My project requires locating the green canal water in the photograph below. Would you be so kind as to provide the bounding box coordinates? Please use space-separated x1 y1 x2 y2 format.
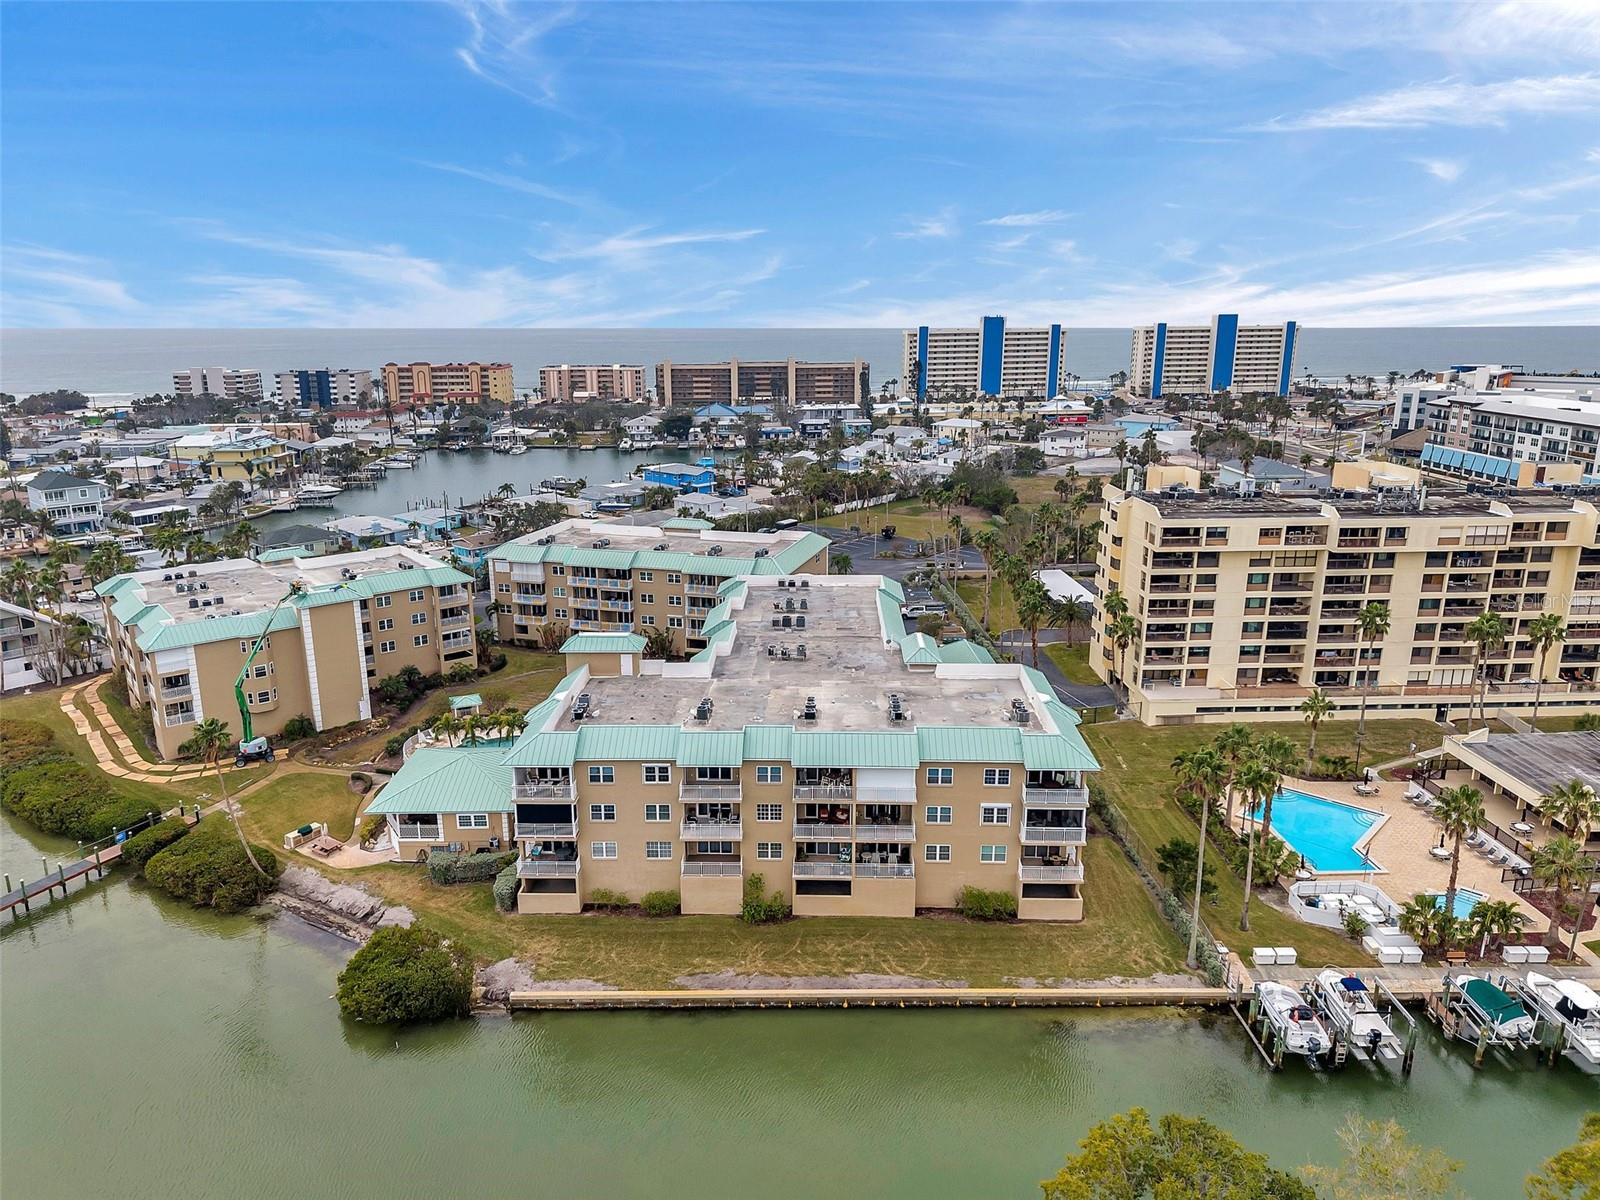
1 811 1592 1199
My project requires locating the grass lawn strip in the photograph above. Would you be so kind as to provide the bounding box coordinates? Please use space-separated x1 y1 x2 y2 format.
237 771 368 845
1043 643 1100 686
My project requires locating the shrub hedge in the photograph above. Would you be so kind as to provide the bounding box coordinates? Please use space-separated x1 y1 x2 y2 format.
955 886 1018 920
426 848 516 886
492 862 519 912
641 889 680 917
143 821 281 912
587 888 630 911
121 817 192 874
336 925 472 1024
1 758 160 841
281 715 317 740
739 873 790 924
0 718 57 769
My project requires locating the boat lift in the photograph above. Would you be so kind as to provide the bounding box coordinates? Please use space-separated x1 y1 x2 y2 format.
1495 973 1597 1071
1425 974 1542 1068
1300 971 1419 1075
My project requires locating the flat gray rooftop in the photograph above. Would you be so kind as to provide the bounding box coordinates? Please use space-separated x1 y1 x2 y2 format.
1466 731 1600 797
1140 488 1583 520
558 580 1033 732
131 547 443 616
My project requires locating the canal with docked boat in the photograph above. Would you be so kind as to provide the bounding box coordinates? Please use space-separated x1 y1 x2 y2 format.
1 810 1592 1199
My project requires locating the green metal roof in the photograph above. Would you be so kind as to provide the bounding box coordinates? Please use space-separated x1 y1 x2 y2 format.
449 693 483 711
917 726 1024 763
661 517 714 530
877 588 906 640
741 724 793 761
574 724 683 763
789 732 921 769
255 546 310 563
364 746 514 815
1021 725 1099 772
507 730 580 768
898 633 942 666
934 639 994 665
560 632 647 654
137 606 302 652
676 730 745 767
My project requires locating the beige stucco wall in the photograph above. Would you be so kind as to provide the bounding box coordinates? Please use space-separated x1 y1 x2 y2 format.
793 876 915 918
913 762 1025 909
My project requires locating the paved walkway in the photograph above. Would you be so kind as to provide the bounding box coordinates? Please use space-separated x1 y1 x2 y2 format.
57 678 256 784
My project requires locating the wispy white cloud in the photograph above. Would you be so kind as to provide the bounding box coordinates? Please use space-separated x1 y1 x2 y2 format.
451 0 580 107
895 210 957 239
1253 72 1600 131
416 160 588 208
1414 157 1463 182
541 226 765 263
980 209 1072 228
0 245 141 324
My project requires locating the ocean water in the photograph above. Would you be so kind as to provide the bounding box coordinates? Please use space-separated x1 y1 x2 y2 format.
1 326 1595 397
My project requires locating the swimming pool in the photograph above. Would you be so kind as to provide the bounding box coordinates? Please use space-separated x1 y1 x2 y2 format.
1247 788 1383 873
1426 888 1486 920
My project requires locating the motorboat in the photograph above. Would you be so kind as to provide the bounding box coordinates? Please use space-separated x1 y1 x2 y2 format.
1520 973 1600 1069
1449 974 1537 1045
507 444 529 455
376 455 414 469
1311 970 1401 1061
1257 982 1333 1058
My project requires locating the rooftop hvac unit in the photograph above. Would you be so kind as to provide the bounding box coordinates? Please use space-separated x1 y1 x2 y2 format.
205 613 216 620
570 692 592 721
799 579 809 588
795 644 807 659
694 698 714 722
654 543 669 551
785 598 795 611
772 617 782 628
795 615 806 629
767 645 778 657
188 598 199 609
162 573 173 582
801 696 818 722
340 567 354 579
198 581 209 590
707 546 723 557
754 548 768 558
598 538 611 548
799 598 807 611
188 570 197 578
397 561 413 569
214 595 224 604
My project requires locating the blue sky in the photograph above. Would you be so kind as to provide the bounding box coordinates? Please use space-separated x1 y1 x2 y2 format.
2 1 1598 328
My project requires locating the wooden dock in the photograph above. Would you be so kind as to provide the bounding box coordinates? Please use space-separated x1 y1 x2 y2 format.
506 984 1234 1011
2 811 195 920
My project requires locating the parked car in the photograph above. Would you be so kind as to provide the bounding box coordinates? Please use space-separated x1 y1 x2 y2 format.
901 591 948 619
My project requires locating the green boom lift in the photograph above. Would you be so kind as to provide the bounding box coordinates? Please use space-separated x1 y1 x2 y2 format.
232 582 304 766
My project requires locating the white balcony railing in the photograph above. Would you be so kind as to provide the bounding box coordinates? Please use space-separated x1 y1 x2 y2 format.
515 822 576 839
681 861 743 877
439 613 473 630
514 781 573 800
680 783 742 801
793 822 853 840
1021 825 1088 845
794 784 854 801
1019 863 1084 883
517 859 579 878
679 820 743 839
793 861 852 878
854 823 915 842
852 785 919 803
395 823 442 840
854 862 913 878
1023 786 1089 807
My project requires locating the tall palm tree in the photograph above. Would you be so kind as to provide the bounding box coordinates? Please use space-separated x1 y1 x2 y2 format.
1465 610 1508 728
1235 757 1279 932
1540 780 1597 842
973 528 1000 630
1214 724 1254 825
180 717 269 878
1173 746 1226 969
151 522 187 566
1467 898 1527 960
1108 613 1138 712
1531 836 1591 959
1435 784 1486 920
1352 601 1391 773
1526 612 1566 731
1299 688 1333 773
431 713 463 747
1015 578 1054 668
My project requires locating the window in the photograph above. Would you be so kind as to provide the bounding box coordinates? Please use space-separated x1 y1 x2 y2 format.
379 640 396 653
668 616 684 628
590 841 618 859
238 637 270 654
550 564 564 575
645 841 672 860
924 844 952 863
375 595 392 608
638 570 653 582
755 803 782 822
250 689 274 705
667 595 683 606
756 765 783 784
643 763 672 784
640 614 656 625
410 611 428 625
926 767 953 786
588 765 615 784
924 805 952 824
757 842 783 860
457 813 488 829
982 768 1011 787
496 582 511 594
638 592 655 604
412 634 429 647
980 844 1007 863
694 840 733 855
408 589 424 602
644 803 671 822
251 663 270 679
667 573 681 584
553 586 567 598
980 804 1010 825
377 618 394 631
589 803 616 821
554 608 567 619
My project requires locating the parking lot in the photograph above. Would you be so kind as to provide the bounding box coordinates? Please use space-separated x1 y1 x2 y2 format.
811 525 985 582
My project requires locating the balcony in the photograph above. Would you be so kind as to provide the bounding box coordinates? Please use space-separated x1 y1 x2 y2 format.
395 823 442 840
680 782 742 802
1020 863 1084 883
515 821 576 838
160 683 193 700
854 823 915 842
855 863 914 878
686 582 723 597
681 861 742 877
516 859 579 878
793 822 853 840
680 819 743 839
514 781 573 800
1023 786 1089 807
794 783 854 801
440 612 473 630
1021 824 1087 845
793 861 852 878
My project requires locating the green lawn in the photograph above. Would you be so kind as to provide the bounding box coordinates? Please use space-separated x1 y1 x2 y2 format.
237 771 367 844
337 837 1185 988
956 575 1019 634
1081 719 1447 963
1044 643 1100 686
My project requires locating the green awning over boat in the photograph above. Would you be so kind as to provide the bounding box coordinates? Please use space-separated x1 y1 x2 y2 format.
1461 977 1526 1026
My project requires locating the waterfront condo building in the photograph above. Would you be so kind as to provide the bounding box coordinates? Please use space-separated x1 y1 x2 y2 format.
1128 316 1296 398
1412 390 1600 485
903 316 1067 400
653 359 867 406
274 368 374 408
98 547 478 760
172 367 265 403
489 518 831 655
1093 472 1600 726
366 574 1099 920
381 362 514 406
539 364 647 404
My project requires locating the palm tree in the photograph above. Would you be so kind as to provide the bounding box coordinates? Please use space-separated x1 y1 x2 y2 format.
1057 597 1091 648
1465 610 1508 728
1214 723 1254 825
1173 746 1226 969
1467 898 1527 960
1531 836 1591 959
1526 612 1566 731
179 717 269 878
1397 894 1445 951
973 529 1000 631
151 522 187 566
460 715 483 746
1108 613 1138 712
1352 602 1391 773
431 713 463 747
1540 780 1598 843
1015 578 1054 669
1435 784 1486 920
1235 757 1278 931
945 514 964 582
1299 688 1333 773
